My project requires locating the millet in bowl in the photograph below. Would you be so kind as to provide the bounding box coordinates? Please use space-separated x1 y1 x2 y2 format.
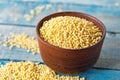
36 12 106 74
40 16 102 49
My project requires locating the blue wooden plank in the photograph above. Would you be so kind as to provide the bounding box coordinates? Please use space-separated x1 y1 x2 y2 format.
2 0 120 7
81 69 120 80
0 25 120 70
0 25 42 62
95 38 120 69
0 60 120 80
48 0 120 7
0 1 120 32
0 1 119 79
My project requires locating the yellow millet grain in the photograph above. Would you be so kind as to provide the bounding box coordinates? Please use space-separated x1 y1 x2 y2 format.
4 33 39 54
0 61 85 80
40 16 102 49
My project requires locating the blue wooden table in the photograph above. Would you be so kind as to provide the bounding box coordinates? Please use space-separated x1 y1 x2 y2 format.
0 0 120 80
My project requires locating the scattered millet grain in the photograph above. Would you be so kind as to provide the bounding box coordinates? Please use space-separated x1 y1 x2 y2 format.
46 4 52 10
24 4 52 21
40 16 102 49
3 33 39 54
0 61 85 80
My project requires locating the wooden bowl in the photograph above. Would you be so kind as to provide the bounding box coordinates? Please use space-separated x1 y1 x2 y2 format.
36 12 106 74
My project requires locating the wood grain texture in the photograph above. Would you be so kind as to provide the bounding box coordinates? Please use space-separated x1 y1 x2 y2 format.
0 25 42 62
0 0 120 79
95 38 120 69
0 1 120 32
0 60 120 80
0 25 120 70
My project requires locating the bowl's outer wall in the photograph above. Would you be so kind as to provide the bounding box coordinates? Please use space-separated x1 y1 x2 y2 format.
36 12 106 74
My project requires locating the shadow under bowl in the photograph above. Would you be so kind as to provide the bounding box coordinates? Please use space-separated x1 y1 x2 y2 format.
36 12 106 74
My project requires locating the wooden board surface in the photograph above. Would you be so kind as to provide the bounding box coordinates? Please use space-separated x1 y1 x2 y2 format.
0 0 120 80
0 24 120 70
1 60 120 80
0 1 120 32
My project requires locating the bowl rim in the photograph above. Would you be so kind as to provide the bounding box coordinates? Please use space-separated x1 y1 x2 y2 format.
36 11 106 51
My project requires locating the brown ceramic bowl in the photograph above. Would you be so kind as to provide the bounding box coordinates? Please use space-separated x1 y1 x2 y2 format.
36 12 106 74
